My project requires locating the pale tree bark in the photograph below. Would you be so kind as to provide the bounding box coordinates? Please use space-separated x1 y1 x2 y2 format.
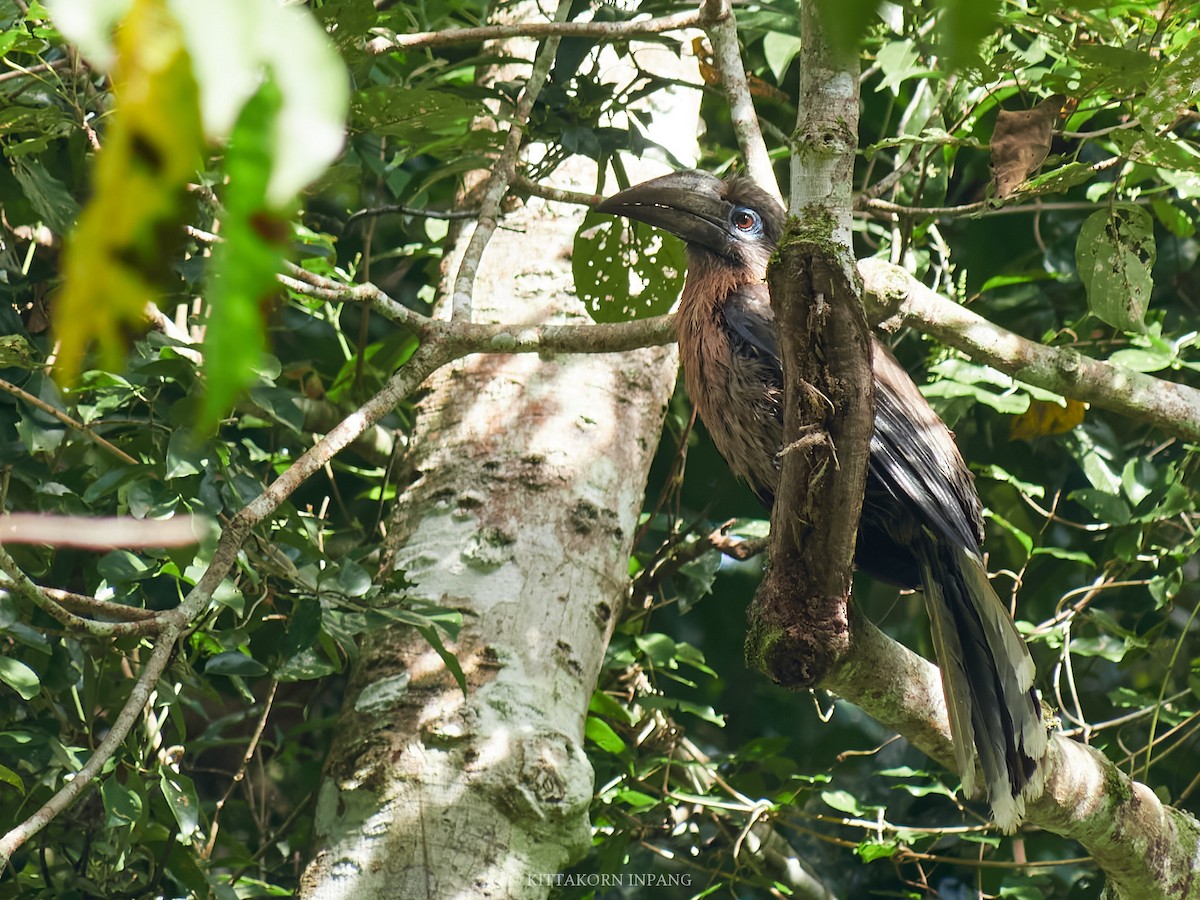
298 16 700 900
298 214 675 897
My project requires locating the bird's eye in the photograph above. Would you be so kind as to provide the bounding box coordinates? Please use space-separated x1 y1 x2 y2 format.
732 208 760 232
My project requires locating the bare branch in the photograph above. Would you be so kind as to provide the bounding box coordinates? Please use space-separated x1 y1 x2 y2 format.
513 174 601 207
825 618 1200 900
278 263 676 353
42 588 161 622
859 258 1200 442
0 513 203 549
0 57 71 85
701 0 780 201
449 0 571 320
366 9 703 54
0 544 166 637
0 378 139 465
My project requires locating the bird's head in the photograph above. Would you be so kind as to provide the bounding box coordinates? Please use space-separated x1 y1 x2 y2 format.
595 169 784 278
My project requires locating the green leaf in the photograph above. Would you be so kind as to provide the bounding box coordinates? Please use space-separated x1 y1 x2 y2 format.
1069 487 1131 525
762 30 804 83
856 838 900 862
275 647 339 682
279 598 322 660
986 509 1032 556
159 768 201 842
0 335 41 370
1015 160 1095 197
1139 32 1200 132
1151 199 1197 238
10 157 80 234
333 559 373 598
641 695 725 726
937 0 1000 69
97 550 154 583
1075 204 1156 332
588 689 636 727
676 550 720 613
415 624 467 695
165 429 204 478
0 763 25 795
573 212 685 323
634 632 677 667
1031 546 1095 566
201 79 284 424
585 716 628 755
1070 633 1137 663
205 651 269 677
974 463 1045 499
102 776 143 826
615 788 657 809
820 789 874 816
876 40 924 94
351 85 483 143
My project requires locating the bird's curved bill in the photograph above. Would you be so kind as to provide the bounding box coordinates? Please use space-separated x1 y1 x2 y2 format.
594 171 729 253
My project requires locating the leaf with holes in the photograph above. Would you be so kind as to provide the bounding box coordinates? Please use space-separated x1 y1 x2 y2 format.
1075 204 1155 332
573 211 685 324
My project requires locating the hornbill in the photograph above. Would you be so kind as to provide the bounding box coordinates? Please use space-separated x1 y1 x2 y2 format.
596 170 1048 830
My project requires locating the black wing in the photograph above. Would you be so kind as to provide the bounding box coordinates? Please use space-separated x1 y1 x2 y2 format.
720 285 985 587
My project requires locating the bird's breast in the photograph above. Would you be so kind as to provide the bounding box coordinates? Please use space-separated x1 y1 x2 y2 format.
677 291 783 503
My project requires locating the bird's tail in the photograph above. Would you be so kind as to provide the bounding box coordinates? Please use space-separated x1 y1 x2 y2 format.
918 538 1048 832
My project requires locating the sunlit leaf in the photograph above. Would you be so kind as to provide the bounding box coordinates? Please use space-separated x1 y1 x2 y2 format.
573 212 685 323
201 78 287 423
0 657 40 699
0 763 25 795
52 0 203 384
585 716 627 755
159 768 201 842
1075 204 1156 332
821 789 875 816
1009 397 1086 440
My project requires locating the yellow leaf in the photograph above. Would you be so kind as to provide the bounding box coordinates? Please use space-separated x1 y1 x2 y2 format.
54 0 203 384
1010 397 1086 440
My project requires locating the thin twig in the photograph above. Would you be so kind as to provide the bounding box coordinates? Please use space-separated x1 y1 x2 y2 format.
0 544 166 637
367 8 702 53
0 377 139 465
702 0 779 202
203 680 280 860
344 203 480 228
449 0 572 320
0 58 70 86
513 174 601 207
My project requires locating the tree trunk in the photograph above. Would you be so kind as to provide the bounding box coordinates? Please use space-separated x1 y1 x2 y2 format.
299 14 702 893
299 179 676 900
